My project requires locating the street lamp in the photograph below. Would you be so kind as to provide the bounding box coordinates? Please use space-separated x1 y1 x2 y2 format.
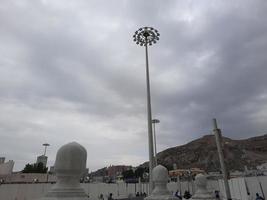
43 143 50 156
133 27 160 193
152 119 160 166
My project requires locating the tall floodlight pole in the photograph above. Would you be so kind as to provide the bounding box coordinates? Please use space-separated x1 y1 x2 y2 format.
212 119 232 200
152 119 160 166
133 27 160 193
43 143 50 156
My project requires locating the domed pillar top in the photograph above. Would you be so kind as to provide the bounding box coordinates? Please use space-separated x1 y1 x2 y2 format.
145 165 179 200
191 174 216 200
39 142 88 200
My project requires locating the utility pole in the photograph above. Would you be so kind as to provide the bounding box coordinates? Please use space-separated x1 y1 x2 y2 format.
212 118 232 200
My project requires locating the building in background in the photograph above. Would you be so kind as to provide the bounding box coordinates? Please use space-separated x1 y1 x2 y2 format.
107 165 131 178
36 155 48 167
0 157 14 175
0 157 5 164
169 168 205 181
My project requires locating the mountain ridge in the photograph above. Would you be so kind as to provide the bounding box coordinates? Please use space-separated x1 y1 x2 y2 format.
91 134 267 175
150 133 267 171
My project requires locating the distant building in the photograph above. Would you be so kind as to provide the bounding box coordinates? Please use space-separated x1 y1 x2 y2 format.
0 157 5 164
107 165 131 178
256 163 267 176
169 168 205 178
257 162 267 170
36 155 48 167
0 157 14 175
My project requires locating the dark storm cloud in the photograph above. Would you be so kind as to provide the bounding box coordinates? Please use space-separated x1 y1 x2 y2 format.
0 0 267 170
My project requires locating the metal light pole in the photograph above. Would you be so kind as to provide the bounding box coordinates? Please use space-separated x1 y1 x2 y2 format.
212 119 232 200
133 27 160 193
152 119 160 166
43 143 50 156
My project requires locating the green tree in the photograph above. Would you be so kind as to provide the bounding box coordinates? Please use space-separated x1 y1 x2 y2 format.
22 164 33 173
22 162 48 173
134 167 145 178
122 169 135 180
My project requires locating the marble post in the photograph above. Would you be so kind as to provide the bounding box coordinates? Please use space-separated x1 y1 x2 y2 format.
38 142 88 200
145 165 178 200
191 174 215 200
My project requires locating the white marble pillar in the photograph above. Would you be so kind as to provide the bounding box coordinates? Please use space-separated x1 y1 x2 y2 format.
38 142 88 200
191 174 215 200
145 165 179 200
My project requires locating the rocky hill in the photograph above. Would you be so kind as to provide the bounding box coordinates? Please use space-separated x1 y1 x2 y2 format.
91 134 267 175
152 134 267 172
90 167 107 177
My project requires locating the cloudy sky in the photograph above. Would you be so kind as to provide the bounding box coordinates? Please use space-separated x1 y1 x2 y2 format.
0 0 267 171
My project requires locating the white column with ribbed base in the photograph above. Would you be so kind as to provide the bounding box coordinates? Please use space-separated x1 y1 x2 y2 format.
38 142 88 200
145 165 179 200
191 174 215 200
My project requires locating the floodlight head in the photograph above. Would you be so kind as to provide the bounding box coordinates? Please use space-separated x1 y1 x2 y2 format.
133 27 160 46
152 119 160 124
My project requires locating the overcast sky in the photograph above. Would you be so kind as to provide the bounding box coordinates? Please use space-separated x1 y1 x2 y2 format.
1 0 267 171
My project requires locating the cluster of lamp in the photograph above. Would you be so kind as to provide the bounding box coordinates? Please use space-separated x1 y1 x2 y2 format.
133 27 160 46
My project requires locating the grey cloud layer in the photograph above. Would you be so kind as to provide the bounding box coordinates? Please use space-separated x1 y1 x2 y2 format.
0 0 267 170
